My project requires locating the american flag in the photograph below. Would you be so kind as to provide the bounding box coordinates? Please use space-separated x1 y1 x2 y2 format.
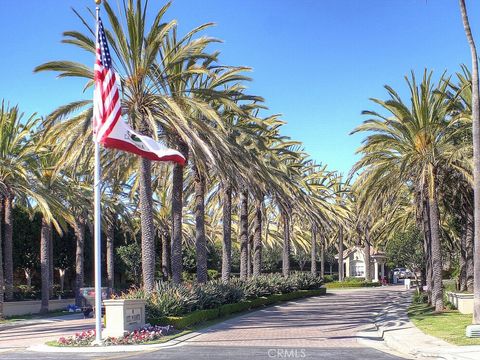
93 17 121 143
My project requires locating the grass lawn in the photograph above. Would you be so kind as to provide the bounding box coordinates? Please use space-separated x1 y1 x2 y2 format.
408 302 480 346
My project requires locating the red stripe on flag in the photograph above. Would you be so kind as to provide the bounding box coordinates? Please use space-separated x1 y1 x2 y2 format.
102 137 186 165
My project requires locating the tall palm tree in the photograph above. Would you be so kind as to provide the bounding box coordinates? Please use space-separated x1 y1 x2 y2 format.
459 0 480 325
0 103 42 300
35 0 213 290
26 148 71 313
352 71 458 311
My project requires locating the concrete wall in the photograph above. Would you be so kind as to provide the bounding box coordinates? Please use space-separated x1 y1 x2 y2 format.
3 298 75 317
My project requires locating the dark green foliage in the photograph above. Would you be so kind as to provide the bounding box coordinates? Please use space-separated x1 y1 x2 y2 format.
323 274 338 283
262 247 281 273
325 280 381 288
116 242 142 283
385 228 424 272
413 291 429 304
207 269 219 280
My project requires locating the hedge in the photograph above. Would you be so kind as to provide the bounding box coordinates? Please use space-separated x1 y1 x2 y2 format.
150 288 327 329
324 281 381 289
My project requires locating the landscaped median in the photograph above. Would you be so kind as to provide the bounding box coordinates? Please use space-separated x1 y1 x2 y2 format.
49 272 326 347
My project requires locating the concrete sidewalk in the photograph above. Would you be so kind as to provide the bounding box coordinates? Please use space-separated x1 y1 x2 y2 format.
0 313 93 352
374 289 480 360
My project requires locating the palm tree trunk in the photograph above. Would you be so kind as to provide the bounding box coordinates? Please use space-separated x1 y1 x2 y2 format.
74 217 85 307
40 217 51 313
282 210 291 277
338 227 344 281
221 183 232 282
365 226 371 282
0 196 4 319
252 197 263 277
428 185 444 311
139 156 156 292
320 233 325 278
422 196 433 303
161 232 171 280
194 166 207 283
247 237 252 278
3 194 13 301
466 210 475 292
106 217 114 291
49 230 53 298
311 225 317 275
171 143 188 284
239 187 248 280
460 0 480 324
459 217 468 291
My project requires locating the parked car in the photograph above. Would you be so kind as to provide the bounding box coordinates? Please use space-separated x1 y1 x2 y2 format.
393 267 414 279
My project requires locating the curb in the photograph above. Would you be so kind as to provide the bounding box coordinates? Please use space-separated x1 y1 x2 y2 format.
27 331 201 353
372 290 480 360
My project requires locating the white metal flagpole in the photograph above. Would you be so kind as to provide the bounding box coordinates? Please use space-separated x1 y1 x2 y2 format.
94 0 103 345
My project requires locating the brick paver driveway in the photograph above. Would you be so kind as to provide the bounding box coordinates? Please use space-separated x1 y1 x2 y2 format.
1 286 409 359
184 285 404 348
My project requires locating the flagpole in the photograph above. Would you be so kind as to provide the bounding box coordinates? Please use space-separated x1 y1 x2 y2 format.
94 0 103 345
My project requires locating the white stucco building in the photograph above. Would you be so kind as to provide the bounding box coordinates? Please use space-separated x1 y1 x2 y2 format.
335 246 387 282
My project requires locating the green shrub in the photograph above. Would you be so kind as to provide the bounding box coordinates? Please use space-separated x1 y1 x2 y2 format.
343 277 365 283
413 291 429 304
207 269 220 280
13 285 40 301
325 280 381 288
323 274 339 283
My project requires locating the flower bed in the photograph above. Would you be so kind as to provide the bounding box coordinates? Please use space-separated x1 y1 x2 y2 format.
56 325 174 347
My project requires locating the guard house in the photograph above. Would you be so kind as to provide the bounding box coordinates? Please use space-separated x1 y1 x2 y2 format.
335 246 387 282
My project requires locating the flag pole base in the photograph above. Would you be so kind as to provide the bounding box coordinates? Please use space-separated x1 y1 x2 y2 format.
91 339 104 346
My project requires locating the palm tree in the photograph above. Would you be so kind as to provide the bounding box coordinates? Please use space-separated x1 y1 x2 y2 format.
459 0 480 325
35 0 209 290
26 148 71 313
351 71 459 311
0 103 42 300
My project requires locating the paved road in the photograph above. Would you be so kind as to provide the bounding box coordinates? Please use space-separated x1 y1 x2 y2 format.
0 286 409 360
0 313 93 351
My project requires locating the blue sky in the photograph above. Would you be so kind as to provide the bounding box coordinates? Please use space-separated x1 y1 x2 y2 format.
0 0 479 175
